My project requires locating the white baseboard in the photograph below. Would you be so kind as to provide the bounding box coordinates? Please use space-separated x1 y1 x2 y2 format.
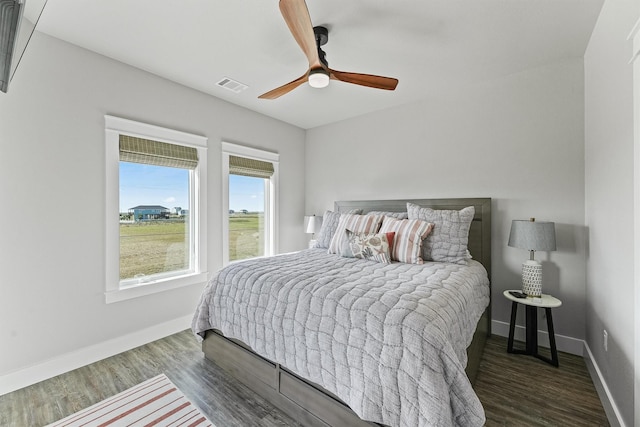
0 314 192 396
491 319 584 355
583 342 626 427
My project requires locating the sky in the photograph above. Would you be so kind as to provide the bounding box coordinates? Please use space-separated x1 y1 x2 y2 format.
228 174 265 212
119 162 265 213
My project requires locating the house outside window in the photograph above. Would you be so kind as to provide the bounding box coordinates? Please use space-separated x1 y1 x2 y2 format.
221 142 279 265
129 205 171 221
105 116 208 303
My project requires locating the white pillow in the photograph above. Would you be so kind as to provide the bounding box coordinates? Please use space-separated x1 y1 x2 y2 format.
406 203 475 264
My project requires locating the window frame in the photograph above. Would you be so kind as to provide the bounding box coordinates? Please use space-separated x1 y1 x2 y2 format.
105 115 208 303
222 142 279 265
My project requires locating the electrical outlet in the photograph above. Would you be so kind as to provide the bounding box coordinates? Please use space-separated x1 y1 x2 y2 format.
603 329 608 352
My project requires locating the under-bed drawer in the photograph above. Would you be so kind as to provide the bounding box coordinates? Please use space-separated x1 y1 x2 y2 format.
203 331 278 389
279 368 375 427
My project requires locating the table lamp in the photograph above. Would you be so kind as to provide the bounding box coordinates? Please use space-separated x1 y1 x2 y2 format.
304 215 319 237
508 218 556 297
304 215 322 248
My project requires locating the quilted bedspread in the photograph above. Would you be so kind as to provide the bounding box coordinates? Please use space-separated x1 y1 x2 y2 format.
192 248 490 427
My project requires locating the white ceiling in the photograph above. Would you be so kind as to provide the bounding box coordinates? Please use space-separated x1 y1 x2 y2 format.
36 0 603 129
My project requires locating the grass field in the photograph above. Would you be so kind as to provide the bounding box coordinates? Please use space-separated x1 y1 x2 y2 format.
228 214 264 261
119 214 263 280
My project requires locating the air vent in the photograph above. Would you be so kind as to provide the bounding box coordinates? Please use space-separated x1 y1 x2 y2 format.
216 77 248 93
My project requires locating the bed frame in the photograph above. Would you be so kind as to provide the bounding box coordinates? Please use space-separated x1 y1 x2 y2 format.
202 198 491 427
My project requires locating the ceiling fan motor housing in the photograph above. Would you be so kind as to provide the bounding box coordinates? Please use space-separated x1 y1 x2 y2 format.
314 26 328 46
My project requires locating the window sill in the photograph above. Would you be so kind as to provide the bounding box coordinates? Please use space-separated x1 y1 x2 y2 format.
105 272 208 304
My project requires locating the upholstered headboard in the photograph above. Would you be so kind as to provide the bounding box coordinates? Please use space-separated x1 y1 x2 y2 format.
334 198 492 279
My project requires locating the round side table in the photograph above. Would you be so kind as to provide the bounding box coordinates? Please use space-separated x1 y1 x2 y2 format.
503 290 562 367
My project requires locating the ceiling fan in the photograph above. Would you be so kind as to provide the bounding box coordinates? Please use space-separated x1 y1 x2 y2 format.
258 0 399 99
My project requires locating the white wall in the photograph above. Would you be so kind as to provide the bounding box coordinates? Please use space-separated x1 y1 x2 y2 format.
585 1 638 425
0 32 305 391
306 59 587 349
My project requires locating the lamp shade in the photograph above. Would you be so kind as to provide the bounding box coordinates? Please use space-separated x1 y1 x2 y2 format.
304 215 320 234
508 219 556 252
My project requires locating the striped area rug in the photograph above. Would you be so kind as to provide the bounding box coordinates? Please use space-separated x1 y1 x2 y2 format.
46 374 214 427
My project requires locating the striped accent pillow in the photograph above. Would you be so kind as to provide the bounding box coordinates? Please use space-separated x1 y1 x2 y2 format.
367 211 409 220
327 214 384 255
314 209 363 249
379 217 434 264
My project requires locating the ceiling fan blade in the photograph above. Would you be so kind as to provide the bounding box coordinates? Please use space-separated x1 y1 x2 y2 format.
279 0 321 68
259 72 309 99
330 69 399 91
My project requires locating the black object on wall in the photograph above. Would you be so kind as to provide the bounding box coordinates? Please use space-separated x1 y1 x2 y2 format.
0 0 23 93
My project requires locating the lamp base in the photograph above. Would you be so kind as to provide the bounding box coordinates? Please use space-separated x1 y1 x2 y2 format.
521 260 542 297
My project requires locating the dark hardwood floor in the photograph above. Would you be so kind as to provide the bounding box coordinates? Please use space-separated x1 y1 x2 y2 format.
0 331 609 427
475 336 609 426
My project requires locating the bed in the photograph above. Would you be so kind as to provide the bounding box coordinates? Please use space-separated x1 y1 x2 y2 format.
192 198 491 427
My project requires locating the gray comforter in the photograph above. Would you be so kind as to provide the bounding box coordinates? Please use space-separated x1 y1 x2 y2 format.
192 248 490 427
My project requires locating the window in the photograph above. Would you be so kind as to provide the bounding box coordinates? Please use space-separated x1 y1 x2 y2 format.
105 116 208 303
222 142 279 265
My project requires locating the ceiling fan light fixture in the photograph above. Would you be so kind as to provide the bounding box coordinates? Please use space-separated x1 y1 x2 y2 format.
308 69 329 88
